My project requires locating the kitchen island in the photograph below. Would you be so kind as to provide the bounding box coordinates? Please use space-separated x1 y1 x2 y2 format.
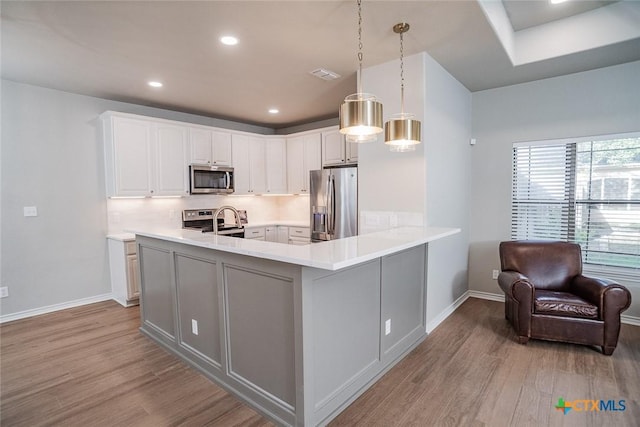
133 226 459 426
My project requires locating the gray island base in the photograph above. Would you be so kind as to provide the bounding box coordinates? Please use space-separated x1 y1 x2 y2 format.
135 228 456 426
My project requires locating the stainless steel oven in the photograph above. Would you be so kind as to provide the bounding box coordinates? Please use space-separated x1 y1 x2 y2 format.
182 208 245 238
189 164 234 194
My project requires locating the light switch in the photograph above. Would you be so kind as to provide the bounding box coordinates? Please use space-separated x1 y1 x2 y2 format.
23 206 38 217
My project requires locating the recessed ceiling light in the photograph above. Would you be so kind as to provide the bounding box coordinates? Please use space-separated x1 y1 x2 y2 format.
220 36 239 46
148 81 163 88
268 108 279 114
549 0 569 4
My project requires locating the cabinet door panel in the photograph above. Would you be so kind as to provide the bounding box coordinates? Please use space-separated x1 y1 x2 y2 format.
231 134 251 194
249 136 267 194
322 130 345 166
113 118 152 196
346 139 358 164
286 136 304 193
212 131 232 165
155 125 188 195
266 138 287 194
304 134 322 190
190 128 213 164
126 254 140 299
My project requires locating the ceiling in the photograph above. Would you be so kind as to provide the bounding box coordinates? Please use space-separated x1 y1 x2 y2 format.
2 1 639 129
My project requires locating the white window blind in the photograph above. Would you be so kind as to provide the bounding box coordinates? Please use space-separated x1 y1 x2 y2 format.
512 134 640 271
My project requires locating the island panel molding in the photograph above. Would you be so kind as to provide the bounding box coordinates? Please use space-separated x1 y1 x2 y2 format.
174 253 222 369
134 227 457 426
224 264 296 409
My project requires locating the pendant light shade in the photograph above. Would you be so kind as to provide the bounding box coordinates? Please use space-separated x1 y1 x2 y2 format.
339 0 384 143
385 113 421 151
384 23 422 152
340 93 383 143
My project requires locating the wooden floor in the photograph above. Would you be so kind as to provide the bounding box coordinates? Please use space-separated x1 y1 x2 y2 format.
1 298 638 426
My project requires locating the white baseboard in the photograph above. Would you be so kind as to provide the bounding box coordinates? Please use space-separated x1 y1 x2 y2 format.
0 293 114 324
467 290 640 327
621 314 640 326
467 290 505 302
426 292 470 334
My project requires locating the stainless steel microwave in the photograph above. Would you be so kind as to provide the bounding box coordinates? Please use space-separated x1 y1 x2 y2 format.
189 164 234 194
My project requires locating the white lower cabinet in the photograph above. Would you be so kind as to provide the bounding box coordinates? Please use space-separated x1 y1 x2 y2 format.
108 237 140 307
265 226 278 242
244 226 266 241
277 226 289 244
288 227 311 245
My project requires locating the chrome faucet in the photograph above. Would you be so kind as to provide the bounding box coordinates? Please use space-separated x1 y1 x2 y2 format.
213 206 243 234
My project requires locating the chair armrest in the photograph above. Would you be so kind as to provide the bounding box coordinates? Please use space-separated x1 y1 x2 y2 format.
571 275 632 317
498 271 534 303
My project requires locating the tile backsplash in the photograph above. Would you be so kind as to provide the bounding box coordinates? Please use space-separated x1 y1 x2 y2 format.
107 194 310 234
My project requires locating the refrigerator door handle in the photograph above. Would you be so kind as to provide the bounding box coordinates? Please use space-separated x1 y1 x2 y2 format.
326 174 333 235
330 175 336 234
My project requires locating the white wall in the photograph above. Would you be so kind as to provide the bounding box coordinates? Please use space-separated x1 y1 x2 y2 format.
0 80 279 317
469 60 640 317
422 54 472 332
359 53 426 233
361 52 472 331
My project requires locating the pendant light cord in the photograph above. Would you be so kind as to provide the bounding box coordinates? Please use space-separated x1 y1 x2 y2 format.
357 0 363 95
400 29 405 114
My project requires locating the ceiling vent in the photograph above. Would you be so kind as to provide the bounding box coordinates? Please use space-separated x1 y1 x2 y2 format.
309 68 341 81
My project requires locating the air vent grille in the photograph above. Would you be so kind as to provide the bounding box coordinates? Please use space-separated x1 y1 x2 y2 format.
309 68 341 81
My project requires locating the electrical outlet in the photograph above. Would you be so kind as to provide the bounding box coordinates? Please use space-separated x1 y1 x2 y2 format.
492 270 500 280
191 319 199 335
23 206 38 217
0 287 8 298
385 319 391 336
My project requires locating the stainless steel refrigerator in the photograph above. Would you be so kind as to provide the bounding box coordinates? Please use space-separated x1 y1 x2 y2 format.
310 167 357 242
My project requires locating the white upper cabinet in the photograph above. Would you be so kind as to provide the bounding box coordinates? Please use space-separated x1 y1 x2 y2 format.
102 112 188 197
232 134 267 194
265 137 287 194
287 132 321 194
155 123 189 196
105 115 152 197
233 135 286 195
102 111 342 198
189 127 232 166
322 128 357 166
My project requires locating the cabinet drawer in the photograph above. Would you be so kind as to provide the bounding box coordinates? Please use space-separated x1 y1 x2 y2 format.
289 227 310 238
245 227 266 239
125 240 137 255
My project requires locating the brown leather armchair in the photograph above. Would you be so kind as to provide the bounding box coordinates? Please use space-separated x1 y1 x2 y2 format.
498 241 631 355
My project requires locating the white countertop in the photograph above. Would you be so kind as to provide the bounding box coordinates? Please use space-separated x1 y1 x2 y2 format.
107 233 135 241
244 221 310 228
128 226 460 271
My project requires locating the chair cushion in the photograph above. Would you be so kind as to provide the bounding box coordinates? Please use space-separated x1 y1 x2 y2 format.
534 290 598 319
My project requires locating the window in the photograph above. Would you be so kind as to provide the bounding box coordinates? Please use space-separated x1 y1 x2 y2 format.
512 133 640 272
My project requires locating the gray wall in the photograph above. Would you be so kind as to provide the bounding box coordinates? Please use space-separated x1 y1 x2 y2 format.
423 54 472 331
0 80 272 317
469 60 640 317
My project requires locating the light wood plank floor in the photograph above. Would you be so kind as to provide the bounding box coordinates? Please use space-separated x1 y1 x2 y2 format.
1 298 638 426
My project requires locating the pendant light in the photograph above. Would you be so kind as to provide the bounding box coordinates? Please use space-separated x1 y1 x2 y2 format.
385 23 421 152
339 0 383 143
